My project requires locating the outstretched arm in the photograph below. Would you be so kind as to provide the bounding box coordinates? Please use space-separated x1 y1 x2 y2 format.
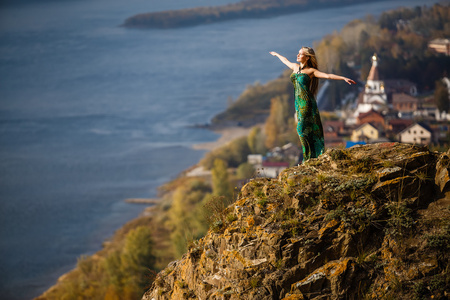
270 51 297 70
312 69 356 85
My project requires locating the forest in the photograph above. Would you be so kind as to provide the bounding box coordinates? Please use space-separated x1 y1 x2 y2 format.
36 3 449 300
122 0 384 29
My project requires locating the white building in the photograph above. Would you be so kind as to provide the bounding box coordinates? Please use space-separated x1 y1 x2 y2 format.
247 154 263 169
260 161 289 178
354 54 389 117
398 123 432 145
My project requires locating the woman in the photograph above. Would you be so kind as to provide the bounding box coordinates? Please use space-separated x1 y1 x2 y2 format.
270 47 355 162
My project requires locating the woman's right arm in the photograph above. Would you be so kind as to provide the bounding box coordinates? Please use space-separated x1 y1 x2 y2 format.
270 51 297 70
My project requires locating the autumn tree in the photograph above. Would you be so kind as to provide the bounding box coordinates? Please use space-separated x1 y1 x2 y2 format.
314 32 345 73
167 179 211 257
120 226 155 297
247 126 266 154
236 162 255 179
265 95 291 149
211 158 233 200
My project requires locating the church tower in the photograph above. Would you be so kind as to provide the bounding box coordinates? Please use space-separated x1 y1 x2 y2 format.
354 54 388 117
363 54 387 105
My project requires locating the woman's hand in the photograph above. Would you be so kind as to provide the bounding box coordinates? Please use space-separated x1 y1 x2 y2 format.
344 78 356 85
270 51 296 70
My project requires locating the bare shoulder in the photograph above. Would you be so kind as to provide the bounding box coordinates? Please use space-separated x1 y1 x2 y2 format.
292 63 301 72
301 67 316 77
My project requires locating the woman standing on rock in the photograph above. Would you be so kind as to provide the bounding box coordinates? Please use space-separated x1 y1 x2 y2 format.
270 47 355 162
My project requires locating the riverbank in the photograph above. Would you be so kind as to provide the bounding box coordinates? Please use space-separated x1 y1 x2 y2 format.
192 125 258 151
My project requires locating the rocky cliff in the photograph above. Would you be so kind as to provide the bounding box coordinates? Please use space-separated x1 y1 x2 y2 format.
143 143 449 300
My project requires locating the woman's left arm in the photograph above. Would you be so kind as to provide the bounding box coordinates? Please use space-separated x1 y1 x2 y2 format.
312 69 356 85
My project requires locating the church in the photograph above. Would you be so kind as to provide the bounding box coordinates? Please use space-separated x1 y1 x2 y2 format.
353 54 389 117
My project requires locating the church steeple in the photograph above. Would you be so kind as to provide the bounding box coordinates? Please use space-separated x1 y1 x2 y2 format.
354 53 388 117
367 54 380 81
365 53 384 94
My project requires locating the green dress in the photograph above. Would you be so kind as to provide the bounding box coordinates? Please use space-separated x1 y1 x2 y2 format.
290 71 324 162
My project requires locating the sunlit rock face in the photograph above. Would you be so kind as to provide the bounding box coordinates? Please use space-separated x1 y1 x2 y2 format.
143 143 450 300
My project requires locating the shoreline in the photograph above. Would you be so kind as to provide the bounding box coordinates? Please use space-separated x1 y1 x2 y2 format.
191 125 261 152
123 0 387 29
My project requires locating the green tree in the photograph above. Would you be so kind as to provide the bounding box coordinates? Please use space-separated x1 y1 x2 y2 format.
120 226 155 294
211 158 233 200
103 250 123 293
247 126 266 154
166 179 211 258
236 162 256 179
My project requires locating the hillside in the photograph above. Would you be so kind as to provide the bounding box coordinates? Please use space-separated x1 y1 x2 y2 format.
122 0 384 29
143 143 449 299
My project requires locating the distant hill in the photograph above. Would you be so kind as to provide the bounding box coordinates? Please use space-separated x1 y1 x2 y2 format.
0 0 73 7
122 0 385 29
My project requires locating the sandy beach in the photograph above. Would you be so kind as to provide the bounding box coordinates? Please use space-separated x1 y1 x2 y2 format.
192 125 262 152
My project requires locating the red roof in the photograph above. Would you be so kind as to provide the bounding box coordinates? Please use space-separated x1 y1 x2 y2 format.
392 93 418 104
358 109 384 120
262 162 289 167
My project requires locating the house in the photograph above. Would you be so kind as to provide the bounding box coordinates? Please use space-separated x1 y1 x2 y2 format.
246 143 300 178
248 154 263 169
350 123 381 142
398 123 433 145
356 109 385 128
260 161 289 178
384 79 418 97
392 93 419 113
323 120 345 137
414 103 440 121
266 143 301 163
428 38 450 56
387 119 413 134
280 143 301 162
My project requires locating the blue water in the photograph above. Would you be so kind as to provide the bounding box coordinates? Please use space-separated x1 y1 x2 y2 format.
0 0 438 299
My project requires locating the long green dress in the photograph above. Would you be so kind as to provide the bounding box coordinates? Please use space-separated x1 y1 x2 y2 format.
290 71 325 162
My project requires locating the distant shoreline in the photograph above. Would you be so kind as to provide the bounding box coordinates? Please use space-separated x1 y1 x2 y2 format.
191 125 259 152
122 0 386 29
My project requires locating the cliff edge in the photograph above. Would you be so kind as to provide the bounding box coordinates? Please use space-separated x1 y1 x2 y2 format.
143 143 449 300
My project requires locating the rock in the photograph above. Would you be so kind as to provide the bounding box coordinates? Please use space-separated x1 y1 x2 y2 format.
376 166 404 181
142 143 449 300
435 151 450 193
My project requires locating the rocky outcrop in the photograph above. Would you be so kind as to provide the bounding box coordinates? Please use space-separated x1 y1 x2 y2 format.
143 143 449 300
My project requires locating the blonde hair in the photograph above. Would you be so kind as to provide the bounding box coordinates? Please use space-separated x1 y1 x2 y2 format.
301 46 319 96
